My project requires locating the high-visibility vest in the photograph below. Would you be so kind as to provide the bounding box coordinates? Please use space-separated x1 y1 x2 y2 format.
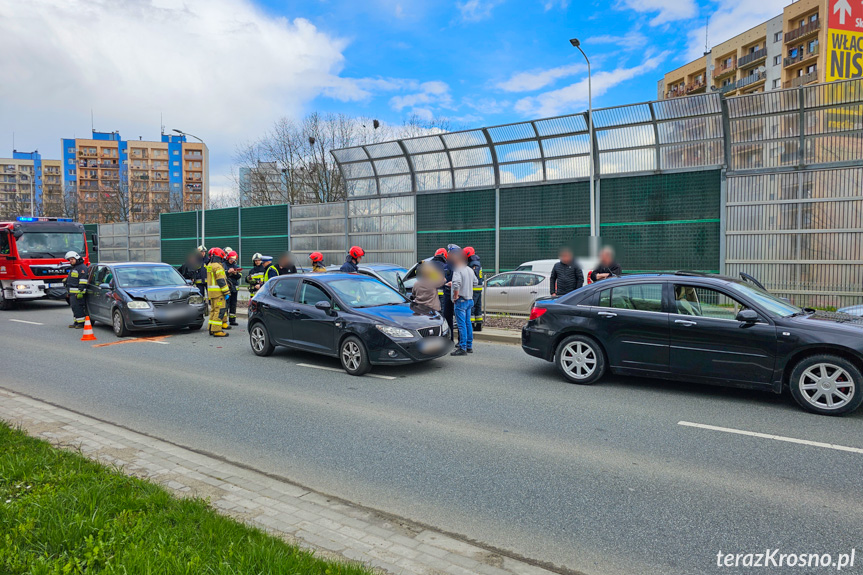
206 262 230 298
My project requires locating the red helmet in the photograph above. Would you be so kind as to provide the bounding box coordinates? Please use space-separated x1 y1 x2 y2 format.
463 247 475 258
349 246 365 259
227 251 238 260
208 247 226 260
434 248 448 259
309 251 324 263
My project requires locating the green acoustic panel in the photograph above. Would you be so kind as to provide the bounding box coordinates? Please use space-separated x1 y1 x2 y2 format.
242 205 289 237
241 237 290 265
500 227 591 271
161 239 198 267
600 171 721 224
599 221 720 273
160 211 198 240
203 208 239 238
417 231 496 270
500 182 590 228
416 190 495 231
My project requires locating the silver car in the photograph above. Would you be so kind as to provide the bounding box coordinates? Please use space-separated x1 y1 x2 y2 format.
484 271 550 314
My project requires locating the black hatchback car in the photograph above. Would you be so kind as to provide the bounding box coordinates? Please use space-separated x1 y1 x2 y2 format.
522 272 863 416
86 262 206 337
247 273 452 375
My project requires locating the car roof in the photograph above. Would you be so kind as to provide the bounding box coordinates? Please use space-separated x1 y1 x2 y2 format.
580 272 746 287
290 272 380 283
326 263 404 270
106 262 173 267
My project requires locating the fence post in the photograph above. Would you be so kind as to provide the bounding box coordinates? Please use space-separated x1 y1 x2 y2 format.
494 187 500 275
287 204 292 252
237 206 242 264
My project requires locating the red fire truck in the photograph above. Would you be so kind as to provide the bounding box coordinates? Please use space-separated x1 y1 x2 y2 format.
0 217 95 310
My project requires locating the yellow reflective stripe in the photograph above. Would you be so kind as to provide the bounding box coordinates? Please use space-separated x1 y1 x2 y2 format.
68 289 81 293
472 287 483 291
70 271 78 277
208 320 223 325
249 274 263 280
437 290 444 296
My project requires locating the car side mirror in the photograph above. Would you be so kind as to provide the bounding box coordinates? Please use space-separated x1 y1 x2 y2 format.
315 300 333 313
736 309 759 323
185 279 193 285
99 283 111 290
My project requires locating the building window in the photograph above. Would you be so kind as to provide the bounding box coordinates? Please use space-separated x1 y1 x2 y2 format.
67 147 75 154
68 169 76 176
173 161 179 166
173 150 179 155
810 13 818 22
774 31 782 42
808 40 818 53
773 55 781 66
173 172 179 177
67 159 74 165
772 79 781 89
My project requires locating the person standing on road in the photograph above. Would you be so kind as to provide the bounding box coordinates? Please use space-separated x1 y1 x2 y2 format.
550 247 584 297
449 251 478 356
340 246 364 273
197 245 209 265
224 251 242 328
263 252 297 283
441 245 461 342
592 247 622 282
179 251 207 298
309 252 327 272
245 253 266 297
464 247 483 324
412 262 444 311
64 251 89 329
205 248 231 337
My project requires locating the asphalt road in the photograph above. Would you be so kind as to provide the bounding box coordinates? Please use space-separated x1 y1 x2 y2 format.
2 301 862 575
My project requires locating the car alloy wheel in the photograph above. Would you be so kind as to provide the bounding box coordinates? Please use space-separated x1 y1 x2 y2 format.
250 326 265 352
798 363 855 411
343 341 362 371
112 310 129 337
248 323 274 356
560 341 597 380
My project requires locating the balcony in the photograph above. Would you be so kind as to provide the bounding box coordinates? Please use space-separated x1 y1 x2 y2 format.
738 47 767 69
184 152 203 160
684 79 707 94
737 71 767 91
784 44 819 67
78 150 97 158
100 162 119 169
785 69 819 88
714 60 737 80
785 19 820 44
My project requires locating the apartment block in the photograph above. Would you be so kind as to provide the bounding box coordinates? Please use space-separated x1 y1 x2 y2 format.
659 0 828 99
62 131 207 224
0 150 63 218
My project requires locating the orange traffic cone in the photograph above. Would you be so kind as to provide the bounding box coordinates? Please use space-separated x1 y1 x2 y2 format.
81 316 97 342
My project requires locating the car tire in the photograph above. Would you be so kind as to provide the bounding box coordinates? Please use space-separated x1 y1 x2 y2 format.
188 322 203 331
789 354 863 416
249 322 274 357
0 289 15 311
112 309 130 338
555 334 606 385
340 335 371 376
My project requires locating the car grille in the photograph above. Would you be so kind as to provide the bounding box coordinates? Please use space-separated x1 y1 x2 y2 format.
151 299 188 308
418 326 442 338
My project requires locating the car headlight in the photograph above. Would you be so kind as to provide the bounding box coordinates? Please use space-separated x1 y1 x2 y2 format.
376 324 415 339
188 295 204 305
127 300 150 309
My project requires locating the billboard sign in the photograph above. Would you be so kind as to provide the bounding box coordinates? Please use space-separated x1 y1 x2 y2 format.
827 0 863 81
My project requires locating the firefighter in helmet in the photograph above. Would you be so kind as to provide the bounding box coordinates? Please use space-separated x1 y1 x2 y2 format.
309 252 327 272
65 250 89 329
340 246 364 273
245 252 267 296
224 250 242 327
205 247 231 337
464 246 483 329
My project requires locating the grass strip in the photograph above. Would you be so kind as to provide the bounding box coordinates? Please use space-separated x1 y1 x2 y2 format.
0 421 373 575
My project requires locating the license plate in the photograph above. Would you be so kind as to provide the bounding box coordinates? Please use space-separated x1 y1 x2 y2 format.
418 337 447 354
48 283 64 288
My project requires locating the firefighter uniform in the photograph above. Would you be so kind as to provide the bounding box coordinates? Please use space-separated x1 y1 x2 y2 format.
224 255 242 326
206 256 231 337
246 255 267 296
66 260 89 328
467 252 484 326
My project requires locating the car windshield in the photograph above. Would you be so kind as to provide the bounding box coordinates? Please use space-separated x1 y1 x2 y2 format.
728 281 803 317
327 276 407 308
114 265 186 288
16 232 86 259
376 268 412 289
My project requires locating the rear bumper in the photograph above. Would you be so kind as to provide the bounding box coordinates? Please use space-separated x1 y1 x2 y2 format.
521 325 554 361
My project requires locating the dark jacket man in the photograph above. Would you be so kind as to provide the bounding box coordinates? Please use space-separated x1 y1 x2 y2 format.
550 260 584 296
592 248 622 282
179 255 207 297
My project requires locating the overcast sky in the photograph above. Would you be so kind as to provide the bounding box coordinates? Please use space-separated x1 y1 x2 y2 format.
0 0 790 197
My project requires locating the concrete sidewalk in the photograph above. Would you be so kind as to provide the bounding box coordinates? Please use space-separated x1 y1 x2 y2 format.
0 388 562 575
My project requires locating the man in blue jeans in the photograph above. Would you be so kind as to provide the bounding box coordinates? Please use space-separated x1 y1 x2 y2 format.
449 250 479 356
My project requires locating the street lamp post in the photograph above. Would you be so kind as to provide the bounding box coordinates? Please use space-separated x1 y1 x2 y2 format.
172 129 208 248
570 38 596 241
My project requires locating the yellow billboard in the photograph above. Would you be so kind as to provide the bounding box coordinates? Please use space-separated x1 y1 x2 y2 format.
827 29 863 82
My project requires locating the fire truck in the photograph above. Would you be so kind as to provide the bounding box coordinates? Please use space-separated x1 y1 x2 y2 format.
0 217 95 310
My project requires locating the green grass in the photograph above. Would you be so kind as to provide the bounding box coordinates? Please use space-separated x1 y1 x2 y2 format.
0 422 373 575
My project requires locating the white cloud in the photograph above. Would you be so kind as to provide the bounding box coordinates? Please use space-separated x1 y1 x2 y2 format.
621 0 697 26
685 0 788 60
389 81 453 111
513 53 668 117
543 0 569 10
456 0 503 22
586 31 650 51
497 63 587 92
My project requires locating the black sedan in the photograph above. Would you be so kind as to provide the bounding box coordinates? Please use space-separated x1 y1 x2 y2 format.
86 262 206 337
247 273 452 375
522 272 863 416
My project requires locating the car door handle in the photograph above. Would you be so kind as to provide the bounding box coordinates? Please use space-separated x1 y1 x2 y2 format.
598 311 617 317
530 291 537 294
675 319 697 326
500 291 507 294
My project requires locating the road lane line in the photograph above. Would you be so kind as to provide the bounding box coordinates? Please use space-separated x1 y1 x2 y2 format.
9 319 44 325
678 421 863 455
296 363 397 380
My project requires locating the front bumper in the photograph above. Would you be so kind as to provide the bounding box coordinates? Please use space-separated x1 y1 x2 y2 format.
6 280 66 300
368 335 454 365
125 304 206 330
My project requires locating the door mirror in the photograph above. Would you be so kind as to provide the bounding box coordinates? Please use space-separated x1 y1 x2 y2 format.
99 283 111 290
736 309 759 323
314 300 332 313
185 278 193 285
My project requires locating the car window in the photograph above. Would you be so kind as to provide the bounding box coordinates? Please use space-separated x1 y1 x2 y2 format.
674 285 747 319
327 276 407 308
272 277 300 301
516 265 532 271
487 274 513 288
299 282 330 306
513 273 543 287
92 266 110 286
602 284 664 312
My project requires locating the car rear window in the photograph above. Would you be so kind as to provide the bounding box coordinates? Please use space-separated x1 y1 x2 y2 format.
600 284 663 312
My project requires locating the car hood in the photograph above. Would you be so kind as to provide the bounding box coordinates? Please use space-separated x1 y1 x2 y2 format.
123 286 198 301
783 311 863 334
351 302 444 328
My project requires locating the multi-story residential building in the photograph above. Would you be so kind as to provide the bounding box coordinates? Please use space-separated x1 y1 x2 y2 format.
62 131 207 223
0 151 63 218
659 0 827 99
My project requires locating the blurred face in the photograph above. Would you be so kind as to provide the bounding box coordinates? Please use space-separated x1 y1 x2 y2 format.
279 255 290 267
600 248 614 266
254 258 261 266
559 249 573 264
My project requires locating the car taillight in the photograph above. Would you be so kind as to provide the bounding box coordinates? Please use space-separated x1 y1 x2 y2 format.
529 307 547 321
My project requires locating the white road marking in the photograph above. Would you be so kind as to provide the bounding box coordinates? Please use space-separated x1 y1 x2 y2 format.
678 421 863 455
147 340 170 345
9 319 44 325
296 363 397 380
